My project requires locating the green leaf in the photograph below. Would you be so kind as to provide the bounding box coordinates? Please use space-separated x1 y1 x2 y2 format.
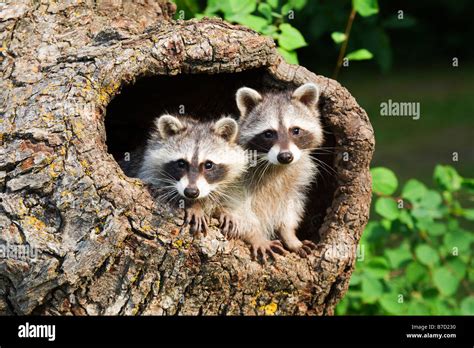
331 31 347 44
258 3 273 22
407 301 430 315
462 208 474 221
203 0 222 14
405 262 428 284
375 197 399 220
363 221 388 242
346 49 373 61
277 47 298 64
261 24 278 36
221 0 256 15
445 258 467 280
443 230 474 253
415 245 439 267
416 220 446 237
412 190 444 219
281 3 291 16
399 210 414 229
349 273 362 286
460 297 474 315
277 23 307 51
434 165 462 192
379 293 404 314
352 0 379 17
361 276 383 303
461 178 474 192
289 0 307 10
267 0 278 8
365 257 390 279
231 14 268 31
371 167 398 195
385 244 412 268
433 267 460 296
335 297 349 315
402 179 427 202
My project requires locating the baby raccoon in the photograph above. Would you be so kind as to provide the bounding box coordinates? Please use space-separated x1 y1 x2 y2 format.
232 83 324 260
137 114 247 235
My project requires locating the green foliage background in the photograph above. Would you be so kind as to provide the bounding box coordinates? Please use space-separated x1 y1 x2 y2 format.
171 0 474 315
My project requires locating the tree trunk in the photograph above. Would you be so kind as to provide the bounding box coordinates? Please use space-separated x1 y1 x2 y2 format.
0 1 374 315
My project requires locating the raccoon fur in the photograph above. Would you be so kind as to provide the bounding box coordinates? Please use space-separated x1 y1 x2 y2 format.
229 83 324 260
130 114 247 235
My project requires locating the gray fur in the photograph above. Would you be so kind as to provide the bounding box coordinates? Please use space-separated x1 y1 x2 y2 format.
232 83 324 257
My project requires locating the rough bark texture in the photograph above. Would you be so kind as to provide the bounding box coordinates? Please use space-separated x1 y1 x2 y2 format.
0 1 374 315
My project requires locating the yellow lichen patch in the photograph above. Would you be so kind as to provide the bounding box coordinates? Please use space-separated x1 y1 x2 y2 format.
249 289 262 308
17 198 28 216
141 223 153 233
80 159 92 176
97 81 121 105
23 216 46 232
259 302 278 316
48 160 62 178
71 119 85 136
41 113 54 124
173 239 183 249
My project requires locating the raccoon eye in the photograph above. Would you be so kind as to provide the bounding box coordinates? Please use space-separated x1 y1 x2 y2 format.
204 161 214 170
176 159 187 169
291 127 301 135
263 130 275 139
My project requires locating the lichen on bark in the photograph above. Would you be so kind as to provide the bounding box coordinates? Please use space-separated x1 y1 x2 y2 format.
0 0 374 315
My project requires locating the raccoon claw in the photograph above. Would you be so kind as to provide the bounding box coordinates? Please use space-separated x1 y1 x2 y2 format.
219 213 239 239
184 209 209 236
296 240 317 257
251 240 286 264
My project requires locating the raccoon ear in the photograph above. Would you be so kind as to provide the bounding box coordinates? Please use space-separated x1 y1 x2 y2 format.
292 83 320 108
236 87 262 118
213 117 239 143
156 115 185 139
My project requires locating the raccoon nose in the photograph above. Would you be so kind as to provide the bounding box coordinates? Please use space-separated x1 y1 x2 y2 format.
184 187 200 199
277 152 293 164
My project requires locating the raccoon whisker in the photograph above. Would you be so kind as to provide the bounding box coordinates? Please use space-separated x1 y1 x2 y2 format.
157 189 180 204
321 129 335 135
156 170 177 182
310 157 337 179
249 159 270 189
305 147 337 154
309 155 336 172
208 191 225 208
255 160 272 189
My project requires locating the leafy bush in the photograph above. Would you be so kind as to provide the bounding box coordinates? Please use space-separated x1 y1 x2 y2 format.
173 0 309 64
172 0 381 66
336 165 474 315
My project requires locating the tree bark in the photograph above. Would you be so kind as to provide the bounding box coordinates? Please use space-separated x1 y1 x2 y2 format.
0 1 374 315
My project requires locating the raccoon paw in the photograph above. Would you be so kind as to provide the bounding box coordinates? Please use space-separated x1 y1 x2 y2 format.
295 240 317 258
218 213 239 239
184 208 209 236
250 240 286 264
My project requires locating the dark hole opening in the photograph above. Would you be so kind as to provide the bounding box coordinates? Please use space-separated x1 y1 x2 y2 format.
105 69 337 241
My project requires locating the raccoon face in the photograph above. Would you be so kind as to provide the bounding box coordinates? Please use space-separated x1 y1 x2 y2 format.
236 83 324 166
140 115 245 201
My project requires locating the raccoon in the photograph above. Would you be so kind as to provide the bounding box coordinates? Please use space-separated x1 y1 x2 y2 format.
136 114 247 235
230 83 324 260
